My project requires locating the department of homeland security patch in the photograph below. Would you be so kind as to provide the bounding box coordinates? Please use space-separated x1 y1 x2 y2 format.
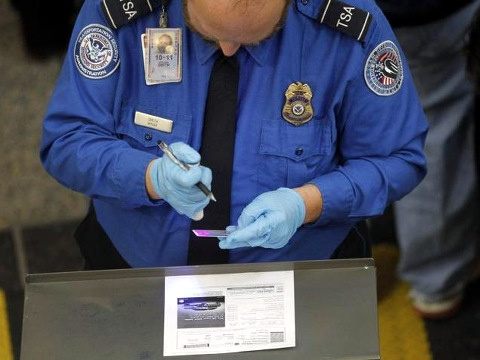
364 40 403 96
74 24 120 79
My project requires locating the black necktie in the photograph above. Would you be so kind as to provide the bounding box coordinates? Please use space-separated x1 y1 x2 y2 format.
187 53 239 265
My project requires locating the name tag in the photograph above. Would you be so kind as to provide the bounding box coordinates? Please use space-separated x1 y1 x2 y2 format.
134 111 173 133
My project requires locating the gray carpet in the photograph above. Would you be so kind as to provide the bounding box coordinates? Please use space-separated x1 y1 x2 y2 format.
0 2 87 357
0 0 89 231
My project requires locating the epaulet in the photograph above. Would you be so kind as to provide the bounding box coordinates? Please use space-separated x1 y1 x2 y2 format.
101 0 164 29
316 0 372 42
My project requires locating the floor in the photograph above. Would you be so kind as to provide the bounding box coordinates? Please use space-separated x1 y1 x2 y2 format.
0 1 88 357
370 210 480 360
0 221 84 359
0 0 89 230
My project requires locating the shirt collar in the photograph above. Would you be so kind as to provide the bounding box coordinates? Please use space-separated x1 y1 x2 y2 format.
191 28 276 67
191 30 219 65
295 0 324 20
189 1 296 66
244 37 274 66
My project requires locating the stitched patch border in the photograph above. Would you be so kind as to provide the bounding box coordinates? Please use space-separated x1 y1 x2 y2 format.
364 40 403 96
74 24 120 79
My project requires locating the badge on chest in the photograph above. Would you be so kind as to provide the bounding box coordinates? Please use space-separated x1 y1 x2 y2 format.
282 82 314 126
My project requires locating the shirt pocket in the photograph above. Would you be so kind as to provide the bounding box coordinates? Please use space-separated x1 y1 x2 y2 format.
116 103 192 154
258 116 333 189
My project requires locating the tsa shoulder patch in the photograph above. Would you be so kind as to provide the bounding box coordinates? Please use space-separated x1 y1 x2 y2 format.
364 40 403 96
74 24 120 79
317 0 372 42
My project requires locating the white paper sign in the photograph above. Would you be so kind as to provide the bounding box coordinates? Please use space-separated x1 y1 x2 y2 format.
164 271 296 356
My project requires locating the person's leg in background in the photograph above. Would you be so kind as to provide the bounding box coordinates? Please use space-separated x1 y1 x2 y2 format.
468 16 480 184
393 1 480 319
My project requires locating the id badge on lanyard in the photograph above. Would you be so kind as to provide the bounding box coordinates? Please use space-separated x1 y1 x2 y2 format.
141 2 182 84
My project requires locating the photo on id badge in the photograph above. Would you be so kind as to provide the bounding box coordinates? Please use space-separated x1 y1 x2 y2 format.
146 28 182 83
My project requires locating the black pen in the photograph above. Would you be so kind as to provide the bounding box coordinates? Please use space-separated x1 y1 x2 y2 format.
158 141 217 202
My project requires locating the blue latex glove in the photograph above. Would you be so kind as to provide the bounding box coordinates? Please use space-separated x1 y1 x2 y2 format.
219 188 305 249
149 142 212 219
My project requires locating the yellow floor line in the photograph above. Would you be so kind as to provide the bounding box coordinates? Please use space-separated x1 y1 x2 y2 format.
0 289 14 360
374 244 432 360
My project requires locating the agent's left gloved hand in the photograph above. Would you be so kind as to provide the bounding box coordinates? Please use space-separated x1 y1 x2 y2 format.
219 188 305 249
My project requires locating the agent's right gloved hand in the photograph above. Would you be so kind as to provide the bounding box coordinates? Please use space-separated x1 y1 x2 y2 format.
149 142 212 219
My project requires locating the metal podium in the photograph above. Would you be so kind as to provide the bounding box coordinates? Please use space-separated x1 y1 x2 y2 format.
21 259 380 359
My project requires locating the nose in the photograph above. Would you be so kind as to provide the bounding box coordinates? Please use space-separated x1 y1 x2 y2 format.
218 41 241 56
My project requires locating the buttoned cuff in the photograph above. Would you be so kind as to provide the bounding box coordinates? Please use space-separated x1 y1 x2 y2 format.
309 170 354 226
113 149 162 208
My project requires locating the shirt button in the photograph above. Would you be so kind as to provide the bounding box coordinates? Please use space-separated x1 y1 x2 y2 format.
295 147 304 156
301 0 308 5
144 133 152 141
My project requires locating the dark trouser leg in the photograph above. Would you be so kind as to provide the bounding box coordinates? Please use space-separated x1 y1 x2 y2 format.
330 221 371 259
74 203 131 270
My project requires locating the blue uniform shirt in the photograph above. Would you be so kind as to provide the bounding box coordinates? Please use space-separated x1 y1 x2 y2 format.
40 0 428 267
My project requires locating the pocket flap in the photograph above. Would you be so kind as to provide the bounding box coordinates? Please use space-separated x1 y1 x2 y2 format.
260 117 332 161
